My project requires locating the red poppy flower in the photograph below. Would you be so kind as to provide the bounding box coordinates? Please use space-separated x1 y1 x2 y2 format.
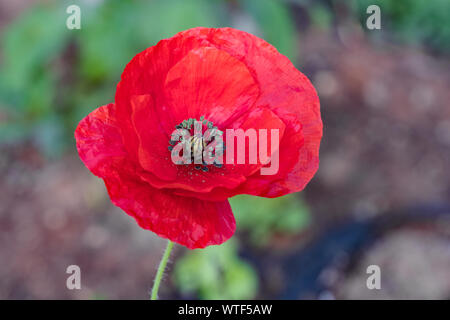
75 27 322 249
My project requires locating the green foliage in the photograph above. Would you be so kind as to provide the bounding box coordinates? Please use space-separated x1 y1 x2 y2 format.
239 0 297 62
78 0 224 83
230 193 310 245
0 2 69 155
1 4 68 91
173 239 258 299
354 0 450 52
309 4 333 30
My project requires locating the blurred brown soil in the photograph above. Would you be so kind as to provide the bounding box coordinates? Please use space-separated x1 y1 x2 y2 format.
0 148 173 299
301 29 450 223
335 222 450 299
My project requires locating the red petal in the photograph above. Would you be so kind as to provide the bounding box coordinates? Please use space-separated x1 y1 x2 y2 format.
115 33 208 139
164 46 259 127
104 174 235 249
130 94 178 181
75 103 128 177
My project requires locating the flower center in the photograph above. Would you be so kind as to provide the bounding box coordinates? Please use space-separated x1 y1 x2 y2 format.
168 116 224 171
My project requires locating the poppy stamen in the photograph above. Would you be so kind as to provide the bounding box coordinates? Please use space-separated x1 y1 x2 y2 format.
169 117 224 170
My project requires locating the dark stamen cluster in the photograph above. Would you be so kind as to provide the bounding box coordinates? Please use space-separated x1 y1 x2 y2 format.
168 116 224 171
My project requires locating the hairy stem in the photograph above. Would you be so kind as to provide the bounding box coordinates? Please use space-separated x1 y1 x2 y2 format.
150 240 174 300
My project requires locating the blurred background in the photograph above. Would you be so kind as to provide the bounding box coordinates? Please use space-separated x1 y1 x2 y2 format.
0 0 449 299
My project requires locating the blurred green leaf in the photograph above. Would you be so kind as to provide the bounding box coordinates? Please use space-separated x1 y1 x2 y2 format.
354 0 450 52
77 1 138 82
1 3 69 90
230 193 310 245
78 0 223 83
134 0 225 42
240 0 297 62
173 240 258 299
0 2 69 156
310 4 333 30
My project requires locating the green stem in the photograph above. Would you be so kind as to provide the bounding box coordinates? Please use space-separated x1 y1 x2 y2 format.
151 240 174 300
